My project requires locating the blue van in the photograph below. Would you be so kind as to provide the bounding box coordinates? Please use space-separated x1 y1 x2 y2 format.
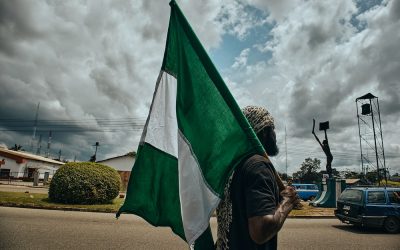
292 183 319 201
335 187 400 233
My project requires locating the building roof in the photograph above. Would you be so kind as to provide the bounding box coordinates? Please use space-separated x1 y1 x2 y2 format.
356 93 377 100
346 179 360 184
0 147 65 165
97 152 136 163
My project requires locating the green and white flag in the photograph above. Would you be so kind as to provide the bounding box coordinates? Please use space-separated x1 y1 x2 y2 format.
117 0 264 247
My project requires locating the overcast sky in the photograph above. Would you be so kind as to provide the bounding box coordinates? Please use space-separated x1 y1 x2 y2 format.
0 0 399 175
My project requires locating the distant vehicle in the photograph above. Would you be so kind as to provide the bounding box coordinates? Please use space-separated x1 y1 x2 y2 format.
292 183 319 201
335 187 400 233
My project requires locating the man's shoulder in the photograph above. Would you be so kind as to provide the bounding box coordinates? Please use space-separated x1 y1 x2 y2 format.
240 154 275 177
242 154 273 169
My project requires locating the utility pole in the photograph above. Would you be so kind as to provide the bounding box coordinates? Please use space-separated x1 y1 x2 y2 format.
30 102 40 152
36 134 42 155
46 131 52 158
285 126 288 178
90 142 100 162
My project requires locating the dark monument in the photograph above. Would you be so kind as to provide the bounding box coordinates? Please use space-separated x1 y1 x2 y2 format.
312 119 333 178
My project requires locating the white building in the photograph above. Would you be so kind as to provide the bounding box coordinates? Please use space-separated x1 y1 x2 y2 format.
97 152 136 189
0 147 64 179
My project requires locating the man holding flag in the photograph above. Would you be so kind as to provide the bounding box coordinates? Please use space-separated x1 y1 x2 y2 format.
117 1 297 249
216 106 300 249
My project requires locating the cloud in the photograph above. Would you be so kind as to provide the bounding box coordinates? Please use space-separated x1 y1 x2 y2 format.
216 0 267 40
232 48 250 69
227 0 400 173
0 0 398 175
0 0 227 161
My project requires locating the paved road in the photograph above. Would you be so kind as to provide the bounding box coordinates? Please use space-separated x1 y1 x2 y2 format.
0 207 398 250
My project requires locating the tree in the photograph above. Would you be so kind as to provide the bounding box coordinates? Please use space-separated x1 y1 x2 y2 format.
293 158 321 183
278 172 289 181
366 170 378 183
9 144 23 151
319 168 340 178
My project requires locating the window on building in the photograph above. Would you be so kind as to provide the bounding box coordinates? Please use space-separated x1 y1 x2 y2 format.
0 169 10 178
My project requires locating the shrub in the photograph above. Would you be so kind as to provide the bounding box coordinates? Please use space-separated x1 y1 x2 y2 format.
49 162 121 204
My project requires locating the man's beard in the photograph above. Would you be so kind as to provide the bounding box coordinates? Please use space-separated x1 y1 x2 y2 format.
264 142 279 156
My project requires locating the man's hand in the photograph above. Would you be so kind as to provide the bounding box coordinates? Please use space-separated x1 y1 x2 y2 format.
280 186 301 208
248 186 301 244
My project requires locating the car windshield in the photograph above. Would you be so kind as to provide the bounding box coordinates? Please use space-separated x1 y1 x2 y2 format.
339 189 363 203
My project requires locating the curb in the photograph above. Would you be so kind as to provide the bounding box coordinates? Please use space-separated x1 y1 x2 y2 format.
288 215 335 219
0 203 335 218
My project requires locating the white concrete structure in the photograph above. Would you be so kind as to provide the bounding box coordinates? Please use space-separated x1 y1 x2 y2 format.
0 147 64 179
97 152 136 189
97 152 136 172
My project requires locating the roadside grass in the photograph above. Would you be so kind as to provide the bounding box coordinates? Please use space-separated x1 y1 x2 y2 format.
380 180 400 187
0 191 334 216
0 191 124 213
290 201 335 217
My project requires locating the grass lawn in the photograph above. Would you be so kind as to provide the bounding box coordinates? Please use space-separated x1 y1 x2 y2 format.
381 180 400 187
290 201 335 216
0 191 124 213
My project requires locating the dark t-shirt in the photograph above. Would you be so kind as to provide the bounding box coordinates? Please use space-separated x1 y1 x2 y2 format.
228 155 280 250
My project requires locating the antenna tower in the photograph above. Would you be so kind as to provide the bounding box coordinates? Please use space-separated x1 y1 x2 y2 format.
356 93 387 185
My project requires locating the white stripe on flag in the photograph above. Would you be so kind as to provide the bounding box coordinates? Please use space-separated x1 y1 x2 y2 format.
178 131 220 244
144 71 178 158
143 70 219 244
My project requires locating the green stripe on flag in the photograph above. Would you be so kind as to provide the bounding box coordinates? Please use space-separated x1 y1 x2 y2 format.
118 1 267 248
117 143 185 239
162 1 264 195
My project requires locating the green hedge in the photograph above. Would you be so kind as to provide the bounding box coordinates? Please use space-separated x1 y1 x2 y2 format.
49 162 121 204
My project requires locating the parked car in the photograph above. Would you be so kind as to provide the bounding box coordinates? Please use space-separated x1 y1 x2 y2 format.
335 187 400 233
292 183 319 201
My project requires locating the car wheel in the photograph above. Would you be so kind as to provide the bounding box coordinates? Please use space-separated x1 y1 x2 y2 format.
383 217 400 233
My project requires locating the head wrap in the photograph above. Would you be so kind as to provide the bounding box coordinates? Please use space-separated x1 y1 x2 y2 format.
242 105 275 133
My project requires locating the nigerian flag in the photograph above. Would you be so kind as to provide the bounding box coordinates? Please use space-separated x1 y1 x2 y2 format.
117 0 264 247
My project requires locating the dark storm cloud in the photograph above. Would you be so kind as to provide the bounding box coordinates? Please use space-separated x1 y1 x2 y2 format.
0 0 154 161
0 1 42 56
306 24 331 49
0 0 228 162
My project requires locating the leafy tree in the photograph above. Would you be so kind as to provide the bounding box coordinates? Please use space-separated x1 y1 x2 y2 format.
366 170 378 183
9 144 23 151
292 158 321 183
278 172 289 181
319 168 340 178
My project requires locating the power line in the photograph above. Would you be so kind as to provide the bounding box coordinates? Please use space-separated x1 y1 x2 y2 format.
0 117 146 133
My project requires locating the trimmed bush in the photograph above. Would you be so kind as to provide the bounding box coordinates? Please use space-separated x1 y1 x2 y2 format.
49 162 121 204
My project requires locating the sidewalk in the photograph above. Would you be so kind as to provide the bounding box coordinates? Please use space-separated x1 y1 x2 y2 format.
0 183 49 194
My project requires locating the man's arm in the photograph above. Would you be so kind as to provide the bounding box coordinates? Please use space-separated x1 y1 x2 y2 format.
248 186 299 244
312 120 323 148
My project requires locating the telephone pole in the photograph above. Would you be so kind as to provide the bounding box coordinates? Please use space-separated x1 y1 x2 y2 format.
285 126 288 178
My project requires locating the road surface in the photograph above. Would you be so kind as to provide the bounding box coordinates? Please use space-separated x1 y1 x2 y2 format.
0 207 398 249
